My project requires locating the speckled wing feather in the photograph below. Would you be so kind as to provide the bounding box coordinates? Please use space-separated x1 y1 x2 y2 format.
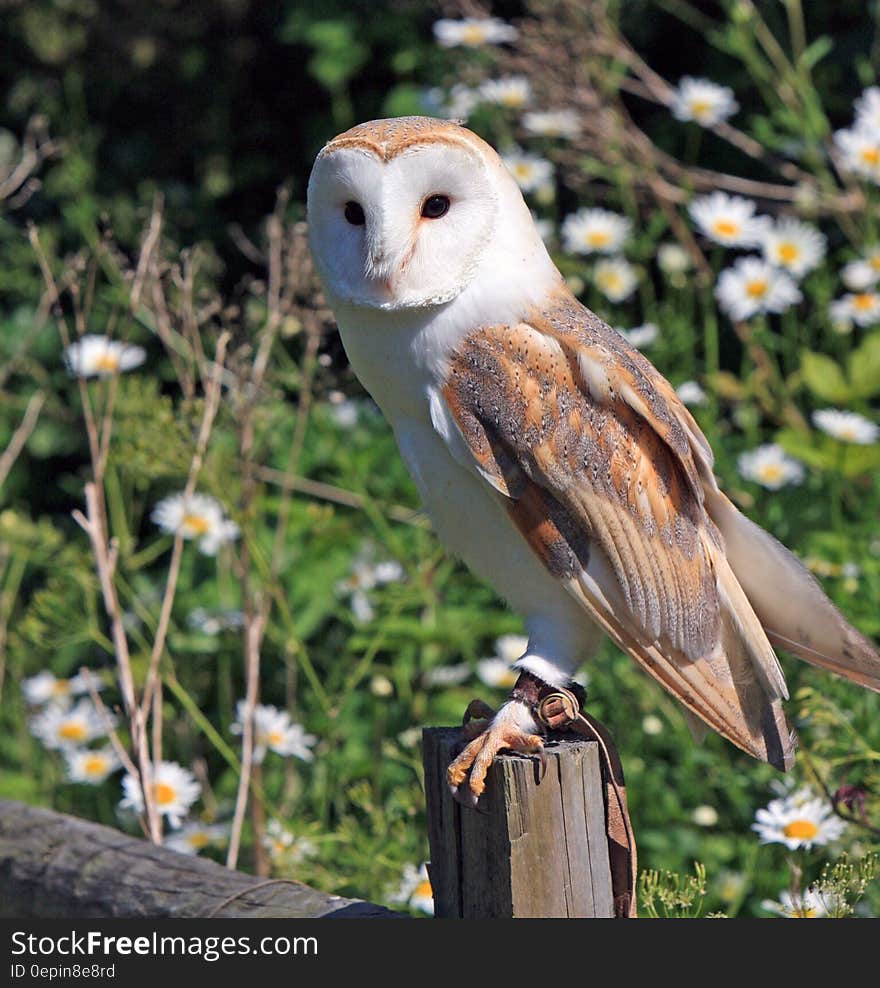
438 291 797 769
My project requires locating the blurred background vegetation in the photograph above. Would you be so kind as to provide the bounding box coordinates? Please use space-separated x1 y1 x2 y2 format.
1 0 878 918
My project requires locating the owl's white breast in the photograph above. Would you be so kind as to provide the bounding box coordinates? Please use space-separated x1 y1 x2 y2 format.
328 224 594 675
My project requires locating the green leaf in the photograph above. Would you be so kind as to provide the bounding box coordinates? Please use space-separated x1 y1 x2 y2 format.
776 427 880 477
799 35 834 71
848 333 880 399
799 350 850 402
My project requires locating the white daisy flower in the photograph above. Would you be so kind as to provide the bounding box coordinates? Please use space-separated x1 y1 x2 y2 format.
752 790 847 850
670 76 738 127
562 208 631 255
391 863 434 916
409 864 435 915
262 819 318 864
422 664 472 688
840 260 878 291
761 218 826 279
828 291 880 328
689 192 769 247
762 888 842 919
657 243 692 275
812 409 879 445
494 633 529 665
432 17 517 48
336 550 404 622
22 669 102 706
676 380 707 406
150 492 239 554
119 761 201 829
231 701 317 764
199 518 241 556
593 258 638 302
479 76 532 109
187 607 245 635
422 85 479 121
522 109 582 139
501 148 553 193
476 658 520 690
617 323 658 349
30 699 114 750
692 805 719 827
641 714 664 736
835 125 880 184
397 727 421 749
64 335 146 378
855 86 880 130
715 256 801 320
738 444 805 489
164 821 230 856
328 394 361 428
63 746 122 785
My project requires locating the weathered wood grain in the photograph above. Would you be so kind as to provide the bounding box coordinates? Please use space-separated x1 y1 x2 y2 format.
0 799 397 919
423 727 614 918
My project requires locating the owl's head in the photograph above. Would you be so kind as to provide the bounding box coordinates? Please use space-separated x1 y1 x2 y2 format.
307 116 542 312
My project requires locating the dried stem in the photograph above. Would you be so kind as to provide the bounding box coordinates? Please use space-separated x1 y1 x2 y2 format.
0 391 46 490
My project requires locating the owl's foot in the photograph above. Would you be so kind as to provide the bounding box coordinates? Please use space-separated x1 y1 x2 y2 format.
446 699 545 807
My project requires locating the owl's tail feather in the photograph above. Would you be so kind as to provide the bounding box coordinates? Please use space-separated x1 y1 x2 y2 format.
706 489 880 693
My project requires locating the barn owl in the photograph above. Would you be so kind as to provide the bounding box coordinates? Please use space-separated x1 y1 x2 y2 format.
307 116 880 805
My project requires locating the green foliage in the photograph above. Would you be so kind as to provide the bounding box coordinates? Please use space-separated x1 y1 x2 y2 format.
639 861 710 919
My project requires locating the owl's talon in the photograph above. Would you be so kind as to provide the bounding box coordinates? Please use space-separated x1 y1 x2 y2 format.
446 702 545 806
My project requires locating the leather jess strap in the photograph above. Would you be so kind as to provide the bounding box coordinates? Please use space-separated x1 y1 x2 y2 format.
513 674 638 919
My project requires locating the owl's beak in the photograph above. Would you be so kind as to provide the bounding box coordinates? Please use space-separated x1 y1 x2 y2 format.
365 249 398 299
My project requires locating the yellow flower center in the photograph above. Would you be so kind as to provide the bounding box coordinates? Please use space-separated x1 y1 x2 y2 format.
852 293 876 311
783 819 819 840
413 878 433 899
59 722 87 742
712 219 740 238
498 670 518 688
94 354 120 373
757 464 784 483
587 230 611 247
512 164 532 180
688 99 712 118
153 782 177 806
83 755 108 776
745 279 768 298
599 273 623 292
501 92 525 108
792 906 818 918
51 681 72 696
860 146 880 166
187 832 210 849
869 254 880 271
777 242 800 264
182 514 211 535
461 25 488 45
267 730 285 747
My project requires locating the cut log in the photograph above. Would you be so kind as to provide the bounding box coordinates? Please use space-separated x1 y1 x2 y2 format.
0 799 397 919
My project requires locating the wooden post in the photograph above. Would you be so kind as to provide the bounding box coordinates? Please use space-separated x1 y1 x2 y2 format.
423 727 615 918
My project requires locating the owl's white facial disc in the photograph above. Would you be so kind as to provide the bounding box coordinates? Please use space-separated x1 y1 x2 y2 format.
307 142 497 310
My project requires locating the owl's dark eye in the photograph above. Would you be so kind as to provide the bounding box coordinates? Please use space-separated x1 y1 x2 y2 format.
421 194 451 219
344 201 365 226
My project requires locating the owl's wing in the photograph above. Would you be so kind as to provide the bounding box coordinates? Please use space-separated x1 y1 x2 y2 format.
433 299 798 769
